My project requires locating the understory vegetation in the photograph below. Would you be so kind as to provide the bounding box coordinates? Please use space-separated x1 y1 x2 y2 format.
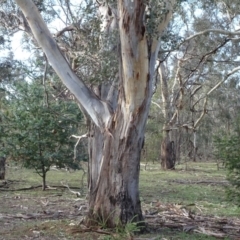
214 126 240 206
0 161 239 240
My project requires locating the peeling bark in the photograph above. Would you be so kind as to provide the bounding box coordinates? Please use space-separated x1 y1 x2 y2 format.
87 107 146 227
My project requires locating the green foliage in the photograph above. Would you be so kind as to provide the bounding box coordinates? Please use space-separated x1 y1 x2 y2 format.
100 220 141 240
1 79 87 189
214 118 240 205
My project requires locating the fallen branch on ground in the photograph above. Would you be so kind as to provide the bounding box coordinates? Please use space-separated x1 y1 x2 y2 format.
170 180 229 185
143 202 240 239
0 184 82 191
61 181 82 197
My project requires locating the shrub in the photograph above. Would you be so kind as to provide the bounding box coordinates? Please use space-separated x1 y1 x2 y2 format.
214 132 240 205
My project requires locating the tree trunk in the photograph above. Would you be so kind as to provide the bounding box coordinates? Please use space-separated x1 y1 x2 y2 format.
87 107 146 227
86 0 156 227
0 156 6 180
88 122 143 227
158 62 177 170
192 130 198 162
87 62 149 226
160 131 176 170
41 162 47 191
42 172 46 191
176 128 181 164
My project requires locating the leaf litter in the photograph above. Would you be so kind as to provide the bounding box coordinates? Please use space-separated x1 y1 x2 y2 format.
0 189 240 239
143 201 240 239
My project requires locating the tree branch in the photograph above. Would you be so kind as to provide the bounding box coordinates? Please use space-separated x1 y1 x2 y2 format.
185 28 240 42
71 133 88 162
150 0 176 74
194 66 240 128
15 0 112 129
151 100 162 110
54 25 75 37
160 28 240 54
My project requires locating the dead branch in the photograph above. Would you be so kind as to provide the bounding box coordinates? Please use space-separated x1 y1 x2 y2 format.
170 180 229 185
194 66 240 128
0 184 81 191
0 185 42 191
54 25 76 37
143 202 240 239
60 181 81 197
71 133 88 162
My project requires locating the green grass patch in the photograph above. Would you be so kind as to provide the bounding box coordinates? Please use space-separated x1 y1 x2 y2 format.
0 161 239 239
140 162 239 217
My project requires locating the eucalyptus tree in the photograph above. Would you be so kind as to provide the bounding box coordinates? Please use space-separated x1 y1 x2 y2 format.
0 0 177 226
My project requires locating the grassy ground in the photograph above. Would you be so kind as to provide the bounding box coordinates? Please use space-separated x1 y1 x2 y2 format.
0 161 239 239
140 162 240 217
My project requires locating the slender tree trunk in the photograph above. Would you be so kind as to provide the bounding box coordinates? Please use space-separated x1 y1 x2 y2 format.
158 62 177 170
193 130 198 162
42 172 46 191
0 156 6 180
41 160 46 191
176 128 181 164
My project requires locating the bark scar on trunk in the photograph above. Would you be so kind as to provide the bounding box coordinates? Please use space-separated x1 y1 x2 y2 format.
134 1 145 37
122 10 130 33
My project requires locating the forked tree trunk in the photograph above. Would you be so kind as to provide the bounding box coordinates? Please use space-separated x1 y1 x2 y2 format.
88 108 146 226
87 58 149 227
15 0 175 227
86 0 175 225
0 156 6 180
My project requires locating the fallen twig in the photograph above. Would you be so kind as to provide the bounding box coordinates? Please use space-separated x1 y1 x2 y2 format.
170 180 229 185
61 181 82 197
0 185 42 191
0 184 82 192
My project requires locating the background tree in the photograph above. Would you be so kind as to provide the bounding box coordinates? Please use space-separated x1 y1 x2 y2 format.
0 55 24 179
150 0 240 169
